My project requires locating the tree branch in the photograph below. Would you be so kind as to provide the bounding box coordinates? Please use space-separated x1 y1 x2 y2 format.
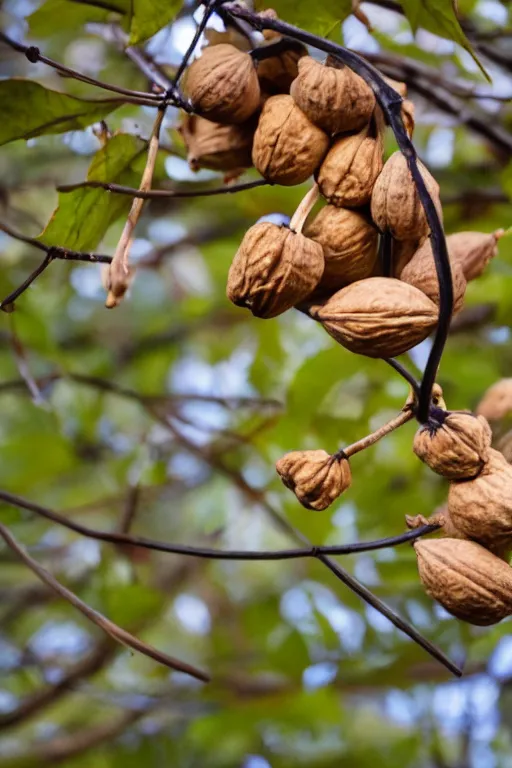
0 522 209 682
56 178 271 198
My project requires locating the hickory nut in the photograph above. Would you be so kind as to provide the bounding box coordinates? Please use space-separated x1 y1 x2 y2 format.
413 410 492 480
305 206 379 291
179 114 254 173
311 277 438 359
447 229 504 282
183 44 260 124
276 449 352 510
477 379 512 464
226 221 324 318
252 95 330 185
290 56 375 135
371 151 442 241
316 121 384 208
400 238 467 314
448 447 512 552
414 538 512 626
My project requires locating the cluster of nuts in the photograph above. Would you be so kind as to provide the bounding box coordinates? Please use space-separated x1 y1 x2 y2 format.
181 10 509 629
408 385 512 627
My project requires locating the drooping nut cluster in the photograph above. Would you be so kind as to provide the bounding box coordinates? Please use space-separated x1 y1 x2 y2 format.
409 385 512 626
180 9 508 631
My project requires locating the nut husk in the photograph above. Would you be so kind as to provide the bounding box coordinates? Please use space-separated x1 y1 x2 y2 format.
414 538 512 626
312 276 438 358
316 121 384 208
371 151 442 241
413 410 492 480
477 379 512 463
179 114 254 173
400 238 467 314
252 94 330 185
447 229 504 282
305 206 379 290
276 449 351 510
478 379 512 423
226 221 324 318
290 56 375 135
183 44 261 124
448 448 512 551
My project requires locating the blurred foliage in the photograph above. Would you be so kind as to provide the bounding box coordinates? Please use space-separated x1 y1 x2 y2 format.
0 0 511 767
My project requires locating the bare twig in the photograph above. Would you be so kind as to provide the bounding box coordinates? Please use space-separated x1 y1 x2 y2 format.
0 522 209 682
340 407 414 459
56 178 270 198
0 487 439 561
0 31 161 106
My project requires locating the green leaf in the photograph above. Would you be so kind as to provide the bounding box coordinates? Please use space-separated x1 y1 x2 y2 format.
38 133 146 250
28 0 125 36
399 0 490 80
0 80 123 147
254 0 351 36
128 0 183 44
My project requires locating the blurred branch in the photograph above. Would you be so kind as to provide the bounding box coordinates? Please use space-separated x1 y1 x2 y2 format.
0 558 200 731
360 51 512 156
449 303 497 334
0 523 209 682
56 178 271 198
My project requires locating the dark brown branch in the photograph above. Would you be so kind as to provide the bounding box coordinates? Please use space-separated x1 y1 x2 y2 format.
0 522 209 682
56 178 271 198
159 417 461 677
0 487 439 561
0 252 54 312
0 31 160 106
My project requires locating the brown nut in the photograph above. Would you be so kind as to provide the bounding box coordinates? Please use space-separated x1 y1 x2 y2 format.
252 95 330 185
392 237 425 277
290 56 375 135
179 114 254 173
448 447 512 552
478 379 512 424
414 538 512 626
276 449 351 510
183 44 260 124
311 277 438 358
371 151 442 241
447 229 504 282
305 206 379 290
413 411 492 480
316 122 384 208
226 221 324 318
400 238 467 315
255 14 308 95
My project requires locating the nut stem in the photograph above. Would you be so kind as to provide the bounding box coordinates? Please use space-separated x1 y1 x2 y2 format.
289 183 320 234
337 407 414 460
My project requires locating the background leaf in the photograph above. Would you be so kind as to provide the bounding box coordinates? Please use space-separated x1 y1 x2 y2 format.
0 80 123 147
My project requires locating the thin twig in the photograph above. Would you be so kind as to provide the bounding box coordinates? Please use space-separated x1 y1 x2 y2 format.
56 178 270 198
0 31 161 106
341 407 414 459
0 522 209 681
171 0 217 87
0 252 54 312
385 358 420 396
0 487 439 560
